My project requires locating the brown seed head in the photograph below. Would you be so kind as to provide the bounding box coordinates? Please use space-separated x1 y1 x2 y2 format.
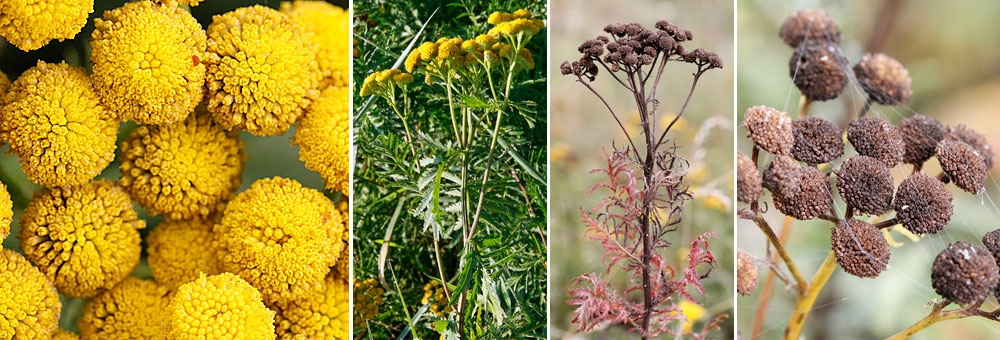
778 9 841 47
937 139 987 194
737 151 762 204
898 115 945 164
847 116 905 167
836 155 894 215
948 124 994 169
982 230 1000 269
893 172 953 235
763 155 802 197
854 53 912 106
931 241 1000 305
791 116 843 164
831 219 890 278
743 105 793 155
772 166 832 220
737 250 759 296
789 40 848 101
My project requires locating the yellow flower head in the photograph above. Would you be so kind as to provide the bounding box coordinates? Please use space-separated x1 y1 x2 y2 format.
417 41 438 61
215 177 345 304
517 48 536 71
280 0 349 88
91 1 207 125
147 218 224 291
0 249 61 339
119 109 245 219
475 34 497 49
486 12 513 25
271 275 349 340
53 329 79 340
0 70 10 97
165 273 276 340
404 51 421 73
18 180 145 298
376 69 401 82
461 40 480 52
79 277 170 339
154 0 205 8
670 300 706 333
205 5 321 136
486 10 544 39
1 61 117 187
422 281 454 317
394 72 414 85
293 86 349 194
512 9 532 19
0 0 93 51
354 278 384 329
332 200 349 280
0 182 11 240
437 37 464 60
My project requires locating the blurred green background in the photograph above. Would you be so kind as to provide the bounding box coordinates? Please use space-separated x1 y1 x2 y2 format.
0 0 346 332
738 1 1000 339
550 0 735 338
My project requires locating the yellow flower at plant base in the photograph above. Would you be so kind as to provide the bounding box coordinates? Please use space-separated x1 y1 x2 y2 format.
205 5 321 136
422 281 453 317
271 275 349 340
215 177 345 304
0 249 61 339
18 180 145 298
91 1 207 125
146 218 224 291
165 273 276 340
353 279 384 329
79 277 170 340
0 182 11 240
119 110 245 219
670 300 706 333
280 0 349 88
0 0 93 51
53 329 79 340
292 86 348 194
0 61 117 187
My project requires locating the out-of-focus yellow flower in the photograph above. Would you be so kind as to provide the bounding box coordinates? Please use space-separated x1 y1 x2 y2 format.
689 165 709 184
0 182 11 240
147 218 224 291
292 86 349 194
215 177 344 304
670 300 706 333
1 61 117 187
0 249 61 339
119 109 245 219
165 273 276 340
18 180 145 298
700 194 728 212
52 329 79 340
91 1 207 125
353 278 384 330
79 277 170 339
205 5 320 136
272 274 349 340
280 0 349 88
0 0 93 51
422 281 453 317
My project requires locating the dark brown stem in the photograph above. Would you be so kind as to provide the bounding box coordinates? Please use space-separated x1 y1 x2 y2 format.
818 214 840 223
656 66 707 149
858 97 874 118
873 218 899 229
575 75 642 159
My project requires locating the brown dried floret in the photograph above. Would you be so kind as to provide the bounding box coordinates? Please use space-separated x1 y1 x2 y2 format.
937 139 987 194
772 166 832 220
737 249 758 296
948 124 994 169
789 40 847 101
737 151 762 203
743 105 793 155
836 155 894 215
893 172 952 235
791 116 843 164
778 9 841 47
982 230 1000 269
763 155 801 197
854 53 912 106
831 219 890 278
931 241 1000 305
847 116 905 167
898 115 945 165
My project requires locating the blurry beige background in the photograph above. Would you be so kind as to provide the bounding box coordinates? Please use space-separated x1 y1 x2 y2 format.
738 1 1000 339
551 0 735 338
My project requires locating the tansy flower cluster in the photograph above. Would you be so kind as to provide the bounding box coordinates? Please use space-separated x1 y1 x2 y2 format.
421 281 454 317
359 69 414 97
0 0 350 338
353 278 385 329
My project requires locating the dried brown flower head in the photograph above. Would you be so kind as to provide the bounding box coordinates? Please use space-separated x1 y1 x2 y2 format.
947 124 994 170
831 219 890 278
772 166 832 220
737 250 758 296
789 40 847 101
836 155 894 215
931 241 1000 305
763 155 802 197
898 114 945 165
982 230 1000 270
778 9 841 47
854 53 912 106
791 116 843 164
937 139 987 194
847 116 905 167
743 105 793 155
893 172 953 235
737 151 762 204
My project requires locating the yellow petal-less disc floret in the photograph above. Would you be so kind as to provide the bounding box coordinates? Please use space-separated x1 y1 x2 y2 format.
0 249 61 339
271 275 349 340
1 61 117 187
91 1 207 125
79 277 170 340
291 86 349 194
205 5 320 136
332 200 349 280
0 182 11 240
0 70 10 99
53 329 80 340
353 279 383 330
215 177 344 304
18 180 145 298
147 218 224 291
165 273 276 340
154 0 204 7
280 0 349 88
0 0 93 51
119 110 245 219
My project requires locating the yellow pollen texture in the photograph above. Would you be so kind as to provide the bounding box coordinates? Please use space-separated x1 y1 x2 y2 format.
165 273 276 340
0 0 94 51
271 274 349 340
0 249 61 339
79 277 171 339
280 0 349 88
147 217 224 291
292 86 349 194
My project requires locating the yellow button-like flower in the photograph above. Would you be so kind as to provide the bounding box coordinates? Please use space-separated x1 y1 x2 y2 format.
79 277 170 339
0 61 117 187
0 70 10 98
332 200 349 280
272 274 349 340
154 0 204 6
280 0 349 88
205 5 321 136
119 109 245 219
353 278 384 329
292 86 349 194
18 180 145 298
0 0 93 51
215 177 344 304
422 281 454 317
0 182 11 240
147 218 224 291
165 273 276 340
52 329 79 340
91 1 207 125
0 249 61 339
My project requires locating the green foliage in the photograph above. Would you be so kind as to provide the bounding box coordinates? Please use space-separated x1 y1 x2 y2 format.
353 0 547 339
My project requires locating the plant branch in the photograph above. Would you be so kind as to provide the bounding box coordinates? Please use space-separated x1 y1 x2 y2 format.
885 300 1000 340
743 210 808 291
751 216 794 339
574 75 642 159
656 66 707 149
783 251 837 340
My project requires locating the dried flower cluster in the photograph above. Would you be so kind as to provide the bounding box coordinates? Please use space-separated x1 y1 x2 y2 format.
0 1 349 339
